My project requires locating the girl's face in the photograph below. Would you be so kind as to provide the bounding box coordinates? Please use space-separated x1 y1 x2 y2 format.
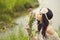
36 13 42 21
36 8 48 21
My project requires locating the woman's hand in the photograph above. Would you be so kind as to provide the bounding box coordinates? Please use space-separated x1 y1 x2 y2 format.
25 24 30 33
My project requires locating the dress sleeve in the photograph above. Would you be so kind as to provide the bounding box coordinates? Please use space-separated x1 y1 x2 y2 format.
46 32 60 40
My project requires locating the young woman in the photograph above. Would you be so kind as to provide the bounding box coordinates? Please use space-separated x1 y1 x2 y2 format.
26 8 60 40
36 8 60 40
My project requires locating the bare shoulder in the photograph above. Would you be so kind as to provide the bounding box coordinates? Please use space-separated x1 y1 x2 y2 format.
46 25 56 35
47 25 54 30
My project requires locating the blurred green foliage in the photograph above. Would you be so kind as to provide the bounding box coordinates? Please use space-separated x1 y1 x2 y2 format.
0 0 39 31
58 27 60 37
0 0 16 12
0 26 29 40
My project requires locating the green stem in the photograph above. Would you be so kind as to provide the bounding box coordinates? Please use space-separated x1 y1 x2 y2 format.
28 12 35 40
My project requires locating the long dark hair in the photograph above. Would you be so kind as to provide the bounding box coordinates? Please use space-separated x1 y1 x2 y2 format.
37 8 53 38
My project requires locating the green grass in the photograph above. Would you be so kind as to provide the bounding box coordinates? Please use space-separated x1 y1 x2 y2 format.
0 26 29 40
58 27 60 37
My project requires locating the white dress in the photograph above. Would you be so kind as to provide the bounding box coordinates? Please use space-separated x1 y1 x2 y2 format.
45 32 60 40
32 21 60 40
35 31 60 40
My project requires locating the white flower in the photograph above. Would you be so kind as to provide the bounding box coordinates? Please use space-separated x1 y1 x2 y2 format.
40 8 48 14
